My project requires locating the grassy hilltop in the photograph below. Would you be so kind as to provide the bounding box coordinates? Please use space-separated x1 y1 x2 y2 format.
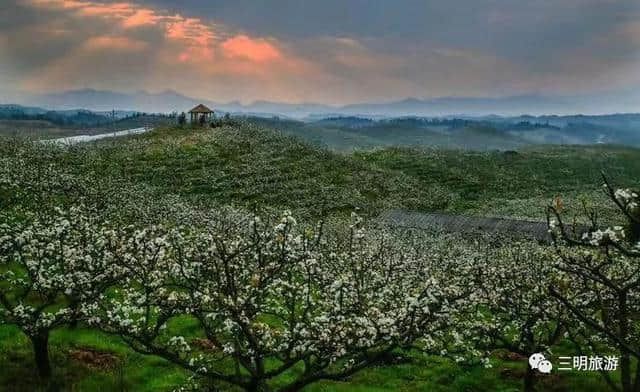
1 121 639 391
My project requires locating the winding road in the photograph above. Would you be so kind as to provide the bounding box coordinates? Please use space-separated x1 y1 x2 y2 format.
41 127 153 145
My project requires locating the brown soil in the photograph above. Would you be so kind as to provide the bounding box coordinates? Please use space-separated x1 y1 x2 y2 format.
68 347 120 370
191 338 218 351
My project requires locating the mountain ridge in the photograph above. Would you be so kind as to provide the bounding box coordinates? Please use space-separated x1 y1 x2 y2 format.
5 88 639 118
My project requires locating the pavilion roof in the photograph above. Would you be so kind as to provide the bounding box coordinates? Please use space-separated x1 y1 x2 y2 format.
189 104 213 113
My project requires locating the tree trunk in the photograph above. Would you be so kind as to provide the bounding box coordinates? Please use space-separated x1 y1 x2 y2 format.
524 364 536 392
30 333 52 382
247 380 270 392
619 292 631 392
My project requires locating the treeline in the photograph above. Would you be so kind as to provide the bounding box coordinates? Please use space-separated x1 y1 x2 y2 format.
376 117 561 131
316 116 561 131
0 109 113 128
0 108 178 128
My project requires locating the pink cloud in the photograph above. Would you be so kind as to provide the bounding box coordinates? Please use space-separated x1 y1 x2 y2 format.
26 0 288 67
174 46 215 63
83 35 148 51
165 17 217 46
122 9 159 28
221 35 282 62
21 0 320 100
26 0 159 29
79 2 133 17
27 0 90 10
164 17 219 64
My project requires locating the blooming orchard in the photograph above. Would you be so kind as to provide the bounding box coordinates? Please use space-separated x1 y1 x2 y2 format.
2 135 640 392
459 239 570 392
92 211 482 391
0 206 125 380
548 176 640 392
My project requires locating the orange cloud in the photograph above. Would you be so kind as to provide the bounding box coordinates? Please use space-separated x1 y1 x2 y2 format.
79 2 133 17
22 0 317 100
174 45 215 63
27 0 292 68
122 9 159 28
26 0 159 29
84 35 148 51
221 35 282 62
166 17 217 46
27 0 90 10
164 17 219 64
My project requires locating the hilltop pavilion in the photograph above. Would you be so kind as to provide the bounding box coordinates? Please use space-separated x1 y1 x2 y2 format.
189 104 214 123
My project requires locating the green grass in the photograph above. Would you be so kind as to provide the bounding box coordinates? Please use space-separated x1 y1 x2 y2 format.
0 323 618 392
0 325 188 391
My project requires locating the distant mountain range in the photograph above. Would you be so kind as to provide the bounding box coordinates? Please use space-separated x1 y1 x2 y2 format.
3 99 640 148
2 88 638 118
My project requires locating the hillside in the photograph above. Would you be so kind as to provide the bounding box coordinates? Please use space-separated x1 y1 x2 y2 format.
1 122 639 392
6 121 639 224
249 115 640 151
14 122 437 219
357 145 640 220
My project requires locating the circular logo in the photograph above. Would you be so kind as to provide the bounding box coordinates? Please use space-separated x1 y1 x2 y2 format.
529 353 552 373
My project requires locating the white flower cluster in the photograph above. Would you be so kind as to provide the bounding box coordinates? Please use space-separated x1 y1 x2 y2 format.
614 188 639 211
10 200 626 392
168 336 192 353
85 210 481 390
0 206 123 336
462 241 568 364
549 181 640 392
581 226 626 246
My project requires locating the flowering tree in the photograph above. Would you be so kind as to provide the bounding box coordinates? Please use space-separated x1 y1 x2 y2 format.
465 240 569 392
0 140 83 211
94 213 479 392
548 176 640 392
0 207 123 383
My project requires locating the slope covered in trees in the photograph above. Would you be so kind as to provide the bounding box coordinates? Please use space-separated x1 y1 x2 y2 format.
1 123 639 391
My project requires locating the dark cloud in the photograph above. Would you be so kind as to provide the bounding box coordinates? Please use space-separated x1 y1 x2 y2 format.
141 0 638 51
0 0 638 105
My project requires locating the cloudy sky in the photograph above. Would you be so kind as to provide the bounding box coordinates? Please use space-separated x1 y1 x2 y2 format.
1 0 639 104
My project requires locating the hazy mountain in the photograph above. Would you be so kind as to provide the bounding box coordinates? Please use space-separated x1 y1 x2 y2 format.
3 100 639 148
15 89 330 116
21 89 214 113
0 104 49 115
341 95 569 116
8 88 639 118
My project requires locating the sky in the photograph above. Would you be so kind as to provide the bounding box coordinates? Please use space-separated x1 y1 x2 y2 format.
1 0 639 105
